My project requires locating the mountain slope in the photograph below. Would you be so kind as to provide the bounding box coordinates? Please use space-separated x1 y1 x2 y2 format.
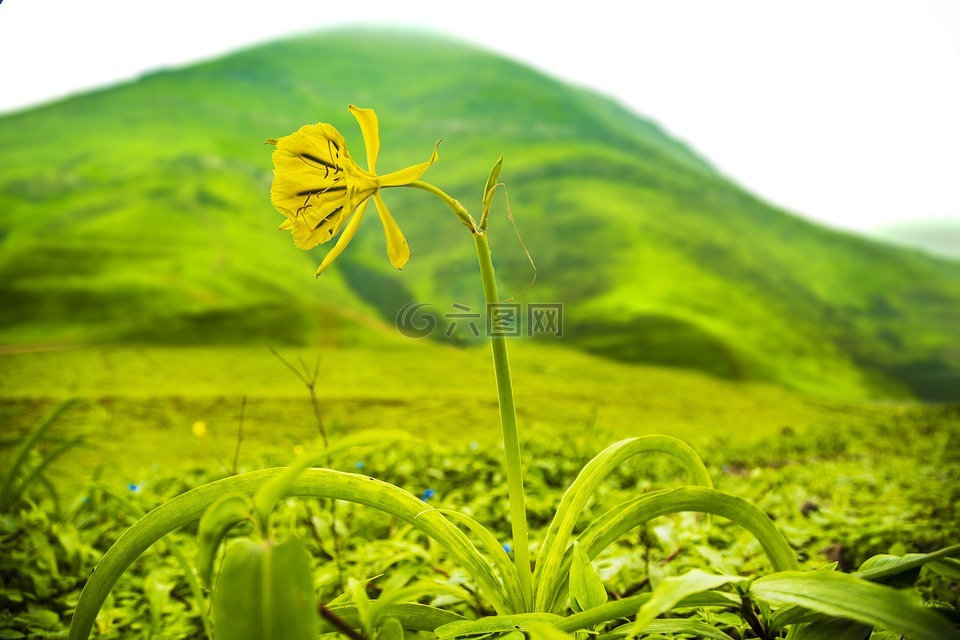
1 28 958 401
874 218 960 259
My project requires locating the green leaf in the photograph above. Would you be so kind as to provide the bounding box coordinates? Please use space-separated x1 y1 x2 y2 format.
253 428 412 526
526 623 577 640
350 579 374 636
144 568 175 635
378 617 404 640
534 435 713 611
92 482 214 640
435 614 564 639
322 603 465 633
855 543 960 586
196 492 254 587
606 618 735 640
569 541 607 613
749 570 960 640
479 154 503 230
70 468 510 640
632 570 748 633
928 557 960 580
554 591 739 633
0 399 85 512
367 581 475 631
789 617 871 640
213 536 317 640
578 487 798 571
543 486 798 612
433 508 526 611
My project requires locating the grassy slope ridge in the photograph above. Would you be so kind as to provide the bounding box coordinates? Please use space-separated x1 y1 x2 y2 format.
874 218 960 259
1 28 958 401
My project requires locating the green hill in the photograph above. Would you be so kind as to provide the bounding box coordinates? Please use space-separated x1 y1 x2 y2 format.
874 218 960 259
1 28 959 401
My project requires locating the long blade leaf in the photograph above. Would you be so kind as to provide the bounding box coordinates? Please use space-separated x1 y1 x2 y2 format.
534 436 712 611
433 508 527 611
69 468 510 640
750 570 960 640
632 570 748 633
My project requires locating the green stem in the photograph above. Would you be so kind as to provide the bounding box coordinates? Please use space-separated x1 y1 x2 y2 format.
406 181 476 230
473 231 533 607
409 179 533 609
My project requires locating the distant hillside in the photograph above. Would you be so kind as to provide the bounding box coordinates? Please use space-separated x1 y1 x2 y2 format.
1 28 959 401
874 219 960 259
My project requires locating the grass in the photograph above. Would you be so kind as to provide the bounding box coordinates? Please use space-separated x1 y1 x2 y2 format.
0 345 957 638
0 343 881 493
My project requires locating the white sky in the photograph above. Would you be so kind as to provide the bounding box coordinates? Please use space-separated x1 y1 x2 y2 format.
1 0 958 234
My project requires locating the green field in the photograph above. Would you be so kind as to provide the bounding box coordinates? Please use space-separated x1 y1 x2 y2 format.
2 26 959 640
1 344 958 638
1 342 864 490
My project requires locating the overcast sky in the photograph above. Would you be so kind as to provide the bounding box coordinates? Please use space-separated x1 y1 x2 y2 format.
1 0 958 234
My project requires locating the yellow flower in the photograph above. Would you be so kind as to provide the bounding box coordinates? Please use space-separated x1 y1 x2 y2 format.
267 105 439 275
192 421 207 437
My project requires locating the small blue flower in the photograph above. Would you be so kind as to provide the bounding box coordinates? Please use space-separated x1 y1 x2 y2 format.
420 488 436 501
128 483 142 494
355 461 365 470
502 543 512 553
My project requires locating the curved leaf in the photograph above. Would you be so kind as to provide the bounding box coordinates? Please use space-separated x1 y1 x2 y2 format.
750 570 960 640
578 487 798 572
534 436 713 611
605 618 736 640
554 591 739 633
435 613 564 639
788 617 871 640
855 543 960 585
542 486 798 613
479 154 503 230
367 581 475 631
69 468 510 640
92 483 213 640
213 536 317 640
322 602 465 633
0 399 85 511
569 541 607 613
379 617 405 640
197 493 254 587
432 508 527 611
253 428 412 526
633 570 748 633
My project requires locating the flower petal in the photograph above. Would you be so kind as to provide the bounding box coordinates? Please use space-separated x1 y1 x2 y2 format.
269 123 351 220
373 193 410 270
316 200 369 276
378 141 440 187
349 105 380 173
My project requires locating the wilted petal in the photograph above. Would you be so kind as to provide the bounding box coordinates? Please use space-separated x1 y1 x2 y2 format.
349 105 380 173
379 141 440 187
316 200 369 276
373 193 410 270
